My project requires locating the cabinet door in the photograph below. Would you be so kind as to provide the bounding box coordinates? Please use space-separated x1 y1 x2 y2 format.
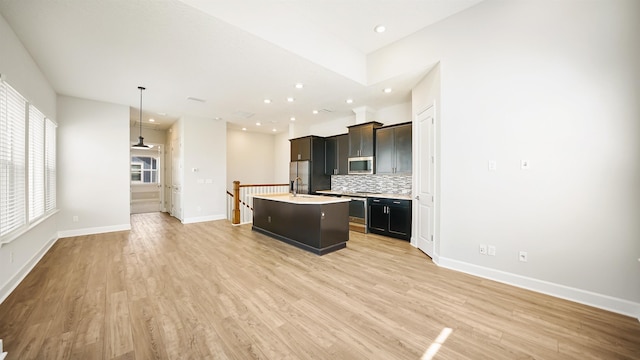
348 127 363 157
337 134 349 175
388 202 411 239
291 137 312 161
360 124 376 157
290 139 299 161
325 137 337 175
394 125 412 174
375 127 394 174
368 199 388 233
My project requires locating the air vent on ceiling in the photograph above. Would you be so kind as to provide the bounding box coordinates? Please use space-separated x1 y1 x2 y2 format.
232 111 255 119
187 96 206 103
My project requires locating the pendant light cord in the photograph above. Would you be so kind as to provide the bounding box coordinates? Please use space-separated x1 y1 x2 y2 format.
139 86 145 138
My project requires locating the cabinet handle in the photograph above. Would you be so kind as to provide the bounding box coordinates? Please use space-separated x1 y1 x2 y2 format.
393 201 401 204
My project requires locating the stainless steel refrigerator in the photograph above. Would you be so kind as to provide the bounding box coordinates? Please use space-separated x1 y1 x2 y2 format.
289 161 310 194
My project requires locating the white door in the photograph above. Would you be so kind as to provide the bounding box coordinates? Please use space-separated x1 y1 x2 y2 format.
416 105 436 258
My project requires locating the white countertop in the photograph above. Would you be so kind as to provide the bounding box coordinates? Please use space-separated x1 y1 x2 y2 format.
253 193 351 204
316 190 412 201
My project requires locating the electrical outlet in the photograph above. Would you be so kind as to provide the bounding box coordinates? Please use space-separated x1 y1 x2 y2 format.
519 251 528 262
488 245 496 256
73 215 79 222
488 160 497 171
479 244 487 255
521 160 530 170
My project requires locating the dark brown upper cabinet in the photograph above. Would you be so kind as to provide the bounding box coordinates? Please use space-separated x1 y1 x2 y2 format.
347 122 383 158
375 123 412 175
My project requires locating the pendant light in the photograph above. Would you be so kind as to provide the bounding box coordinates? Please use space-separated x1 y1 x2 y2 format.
132 86 149 149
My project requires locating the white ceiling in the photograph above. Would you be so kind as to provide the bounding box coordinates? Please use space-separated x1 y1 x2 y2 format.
0 0 482 133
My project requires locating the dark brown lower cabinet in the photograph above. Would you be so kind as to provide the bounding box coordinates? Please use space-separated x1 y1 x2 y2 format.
368 198 411 240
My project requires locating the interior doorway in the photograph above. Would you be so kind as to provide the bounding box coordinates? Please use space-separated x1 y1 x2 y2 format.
130 144 164 214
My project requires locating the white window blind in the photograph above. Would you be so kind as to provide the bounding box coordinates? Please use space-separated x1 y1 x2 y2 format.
0 81 27 237
45 118 56 212
29 104 45 221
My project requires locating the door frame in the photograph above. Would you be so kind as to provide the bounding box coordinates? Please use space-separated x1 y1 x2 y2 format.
130 143 165 214
412 102 439 262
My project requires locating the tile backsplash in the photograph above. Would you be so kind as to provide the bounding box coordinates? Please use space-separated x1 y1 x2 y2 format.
331 175 412 195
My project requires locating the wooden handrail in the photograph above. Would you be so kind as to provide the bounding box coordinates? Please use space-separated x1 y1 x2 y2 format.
239 183 289 188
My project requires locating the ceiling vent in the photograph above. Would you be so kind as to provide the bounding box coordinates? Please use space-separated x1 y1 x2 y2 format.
232 111 255 119
187 96 206 103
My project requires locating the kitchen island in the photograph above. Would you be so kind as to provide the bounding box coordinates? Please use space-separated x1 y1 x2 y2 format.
252 194 350 255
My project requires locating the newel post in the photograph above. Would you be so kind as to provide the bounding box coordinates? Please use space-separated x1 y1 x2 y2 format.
232 180 240 224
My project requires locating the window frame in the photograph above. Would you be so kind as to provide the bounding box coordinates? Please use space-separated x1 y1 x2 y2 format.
0 78 58 245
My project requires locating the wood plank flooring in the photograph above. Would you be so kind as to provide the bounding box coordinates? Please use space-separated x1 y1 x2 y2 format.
0 212 639 359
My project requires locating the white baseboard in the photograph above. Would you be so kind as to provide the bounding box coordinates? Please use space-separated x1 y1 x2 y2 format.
57 223 131 238
182 214 226 224
437 256 640 319
0 235 58 305
0 338 6 360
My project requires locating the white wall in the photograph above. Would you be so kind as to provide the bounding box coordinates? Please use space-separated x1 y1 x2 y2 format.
57 96 131 236
376 102 412 127
226 129 277 190
130 125 166 146
274 132 291 185
0 13 58 303
374 0 640 316
181 116 227 223
306 102 412 137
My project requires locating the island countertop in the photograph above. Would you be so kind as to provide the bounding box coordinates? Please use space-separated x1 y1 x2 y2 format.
253 193 351 204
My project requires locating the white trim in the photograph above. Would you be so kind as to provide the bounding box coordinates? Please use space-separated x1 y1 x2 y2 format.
0 209 59 247
57 223 131 238
0 234 58 305
438 256 640 319
182 214 226 224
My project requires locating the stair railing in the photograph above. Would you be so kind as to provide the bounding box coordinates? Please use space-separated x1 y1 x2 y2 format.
228 181 289 225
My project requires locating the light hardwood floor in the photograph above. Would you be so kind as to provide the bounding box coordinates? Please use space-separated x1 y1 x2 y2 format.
0 212 639 359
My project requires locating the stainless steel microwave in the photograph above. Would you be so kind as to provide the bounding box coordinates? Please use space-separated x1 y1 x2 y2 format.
348 156 374 174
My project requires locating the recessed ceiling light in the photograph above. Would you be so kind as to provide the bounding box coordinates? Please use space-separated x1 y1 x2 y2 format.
272 128 277 132
374 24 386 33
312 110 318 114
295 83 304 89
256 122 261 126
263 99 271 104
383 88 392 93
287 97 295 102
290 117 296 121
148 118 155 122
242 127 247 131
346 99 354 104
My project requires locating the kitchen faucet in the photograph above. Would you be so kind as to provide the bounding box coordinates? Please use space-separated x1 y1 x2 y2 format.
293 177 302 196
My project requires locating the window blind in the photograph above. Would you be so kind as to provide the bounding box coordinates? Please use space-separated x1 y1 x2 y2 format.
0 81 27 237
45 118 57 212
29 104 45 221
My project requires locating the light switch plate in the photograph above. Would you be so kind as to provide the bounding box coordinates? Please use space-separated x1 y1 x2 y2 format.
488 160 497 171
